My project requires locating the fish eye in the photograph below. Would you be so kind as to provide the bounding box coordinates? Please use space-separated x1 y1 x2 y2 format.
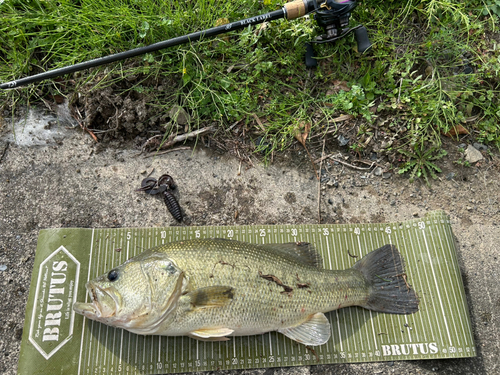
107 269 119 282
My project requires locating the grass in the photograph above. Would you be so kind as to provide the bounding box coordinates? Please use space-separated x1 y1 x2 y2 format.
1 0 499 179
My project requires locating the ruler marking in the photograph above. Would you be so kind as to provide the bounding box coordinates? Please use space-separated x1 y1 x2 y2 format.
367 227 385 354
434 223 464 348
391 228 413 346
350 231 364 354
401 223 427 343
94 231 105 373
357 229 376 353
78 228 95 375
317 233 332 356
336 229 350 356
443 217 473 347
386 229 399 342
422 228 452 346
325 238 343 353
412 225 441 344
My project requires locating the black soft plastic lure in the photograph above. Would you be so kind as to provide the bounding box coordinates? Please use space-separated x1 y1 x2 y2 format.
137 174 182 222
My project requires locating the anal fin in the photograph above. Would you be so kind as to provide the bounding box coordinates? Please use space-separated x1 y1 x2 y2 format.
278 312 330 346
190 327 234 341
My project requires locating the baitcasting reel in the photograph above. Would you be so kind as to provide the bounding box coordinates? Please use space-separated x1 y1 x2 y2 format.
306 0 372 68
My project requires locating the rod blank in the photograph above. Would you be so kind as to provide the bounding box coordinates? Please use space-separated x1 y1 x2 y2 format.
1 1 314 90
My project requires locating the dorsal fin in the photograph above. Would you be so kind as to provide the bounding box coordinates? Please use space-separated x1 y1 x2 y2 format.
257 242 322 268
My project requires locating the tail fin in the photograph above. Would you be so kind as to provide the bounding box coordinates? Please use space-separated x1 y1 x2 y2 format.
353 244 419 314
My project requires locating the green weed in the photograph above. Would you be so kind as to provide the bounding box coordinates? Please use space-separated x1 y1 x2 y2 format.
398 145 448 185
1 0 499 161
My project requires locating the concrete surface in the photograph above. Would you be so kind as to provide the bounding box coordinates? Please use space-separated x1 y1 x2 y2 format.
0 108 499 375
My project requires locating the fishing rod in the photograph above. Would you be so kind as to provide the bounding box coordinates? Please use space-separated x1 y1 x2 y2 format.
0 0 370 90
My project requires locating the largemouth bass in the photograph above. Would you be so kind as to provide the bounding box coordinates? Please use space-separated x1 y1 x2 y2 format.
73 239 418 346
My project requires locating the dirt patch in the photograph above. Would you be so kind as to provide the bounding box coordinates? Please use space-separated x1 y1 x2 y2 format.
72 73 180 143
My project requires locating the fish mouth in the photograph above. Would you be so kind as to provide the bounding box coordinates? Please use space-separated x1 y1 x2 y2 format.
73 282 120 319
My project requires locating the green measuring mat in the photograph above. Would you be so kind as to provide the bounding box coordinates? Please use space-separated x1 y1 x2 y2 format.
18 211 475 374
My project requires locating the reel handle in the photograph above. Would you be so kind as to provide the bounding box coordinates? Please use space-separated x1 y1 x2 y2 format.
354 26 371 52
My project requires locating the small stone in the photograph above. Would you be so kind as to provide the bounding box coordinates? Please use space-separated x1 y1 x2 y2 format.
465 145 484 163
413 212 418 217
328 198 334 205
446 172 455 180
390 200 396 206
0 265 7 271
169 105 191 125
337 134 350 146
382 172 392 179
473 142 488 151
380 140 393 149
370 152 378 161
466 206 473 211
326 180 339 188
373 167 383 176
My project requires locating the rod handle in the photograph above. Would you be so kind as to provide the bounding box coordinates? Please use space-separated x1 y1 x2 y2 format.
284 0 308 20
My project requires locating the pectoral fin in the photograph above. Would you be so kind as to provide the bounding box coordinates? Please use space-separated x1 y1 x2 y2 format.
188 286 234 309
189 327 234 341
278 312 331 346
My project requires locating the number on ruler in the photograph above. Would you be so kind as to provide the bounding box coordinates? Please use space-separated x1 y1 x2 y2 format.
195 230 201 238
126 231 131 240
323 228 330 236
385 227 392 234
418 221 425 230
291 228 298 237
259 229 266 237
354 227 360 235
160 231 166 239
227 229 234 238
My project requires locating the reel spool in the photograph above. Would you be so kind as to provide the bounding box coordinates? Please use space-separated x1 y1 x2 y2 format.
305 0 371 68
